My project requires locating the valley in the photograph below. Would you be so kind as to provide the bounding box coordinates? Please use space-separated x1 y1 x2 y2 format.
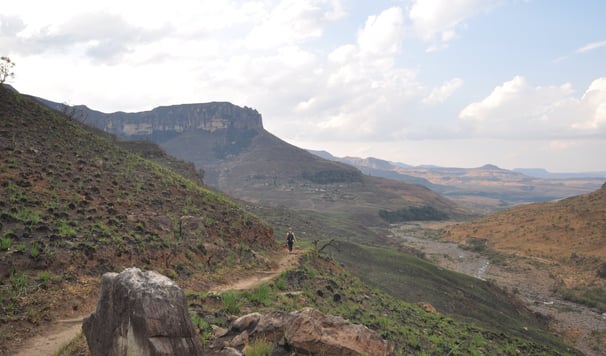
388 222 606 355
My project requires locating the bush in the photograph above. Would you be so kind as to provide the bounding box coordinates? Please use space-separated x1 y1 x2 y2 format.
0 237 12 251
244 338 274 356
222 292 240 314
249 285 272 306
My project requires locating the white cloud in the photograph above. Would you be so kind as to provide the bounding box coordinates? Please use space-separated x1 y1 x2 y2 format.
459 76 606 138
408 0 502 49
357 7 404 55
422 77 463 104
576 40 606 54
573 78 606 130
244 0 344 49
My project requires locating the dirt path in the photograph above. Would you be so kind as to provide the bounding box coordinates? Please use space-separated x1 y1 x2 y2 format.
10 248 301 356
11 318 84 356
210 249 300 293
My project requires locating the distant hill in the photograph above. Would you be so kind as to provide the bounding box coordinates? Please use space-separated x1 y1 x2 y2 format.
443 183 606 293
39 98 470 243
0 86 277 351
513 167 606 179
310 151 604 213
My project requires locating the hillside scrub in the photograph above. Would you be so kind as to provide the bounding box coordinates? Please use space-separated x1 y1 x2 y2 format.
0 86 278 353
186 253 580 355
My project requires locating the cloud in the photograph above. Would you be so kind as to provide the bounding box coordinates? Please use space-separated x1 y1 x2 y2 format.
357 7 405 55
422 77 463 104
459 76 606 138
576 40 606 54
287 6 423 141
408 0 502 50
244 0 344 49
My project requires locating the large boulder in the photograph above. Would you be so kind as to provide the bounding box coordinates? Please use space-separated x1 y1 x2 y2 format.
217 308 393 355
284 308 393 355
83 267 203 356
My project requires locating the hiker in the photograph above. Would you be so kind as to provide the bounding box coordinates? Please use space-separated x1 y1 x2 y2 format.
286 227 296 253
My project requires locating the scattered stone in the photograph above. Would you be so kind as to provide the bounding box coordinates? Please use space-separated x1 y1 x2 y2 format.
418 302 439 315
230 312 261 332
212 325 229 338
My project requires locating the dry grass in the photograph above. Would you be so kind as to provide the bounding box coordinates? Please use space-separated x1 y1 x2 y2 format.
443 183 606 289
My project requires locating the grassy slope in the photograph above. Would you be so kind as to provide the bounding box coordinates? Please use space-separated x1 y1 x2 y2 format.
0 87 277 352
321 240 567 349
183 253 579 355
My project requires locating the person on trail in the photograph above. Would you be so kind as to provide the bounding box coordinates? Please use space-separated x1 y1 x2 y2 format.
286 227 296 253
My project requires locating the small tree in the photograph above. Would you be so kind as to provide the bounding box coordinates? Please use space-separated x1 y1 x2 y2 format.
0 56 15 84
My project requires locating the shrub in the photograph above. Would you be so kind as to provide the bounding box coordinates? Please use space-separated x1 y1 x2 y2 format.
222 292 240 314
38 271 50 284
0 237 12 251
244 338 274 356
249 285 271 306
29 243 40 258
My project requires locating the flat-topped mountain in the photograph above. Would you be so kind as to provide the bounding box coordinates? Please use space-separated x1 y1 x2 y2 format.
39 99 470 241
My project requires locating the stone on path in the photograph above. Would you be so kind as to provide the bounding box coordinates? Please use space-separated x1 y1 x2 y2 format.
83 267 203 356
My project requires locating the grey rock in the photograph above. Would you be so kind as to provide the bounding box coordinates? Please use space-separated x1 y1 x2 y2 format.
83 267 203 356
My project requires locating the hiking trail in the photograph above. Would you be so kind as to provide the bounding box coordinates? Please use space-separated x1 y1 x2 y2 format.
10 248 301 356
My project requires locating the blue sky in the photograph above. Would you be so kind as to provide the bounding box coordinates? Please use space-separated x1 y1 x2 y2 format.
2 0 605 172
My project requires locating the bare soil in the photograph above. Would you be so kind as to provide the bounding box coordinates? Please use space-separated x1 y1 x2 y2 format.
7 248 300 356
391 224 606 356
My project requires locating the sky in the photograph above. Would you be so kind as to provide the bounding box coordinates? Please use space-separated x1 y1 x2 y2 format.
2 0 606 172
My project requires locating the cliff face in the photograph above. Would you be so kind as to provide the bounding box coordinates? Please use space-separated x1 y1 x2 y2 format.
82 102 263 137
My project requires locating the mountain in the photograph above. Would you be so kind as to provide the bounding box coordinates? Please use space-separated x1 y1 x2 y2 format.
0 86 277 351
39 99 470 242
310 151 604 213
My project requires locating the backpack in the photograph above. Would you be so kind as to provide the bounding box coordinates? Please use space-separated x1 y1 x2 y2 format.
287 231 294 242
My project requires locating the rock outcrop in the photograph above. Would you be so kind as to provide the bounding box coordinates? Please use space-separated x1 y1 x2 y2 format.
82 102 264 137
211 308 394 355
83 268 202 356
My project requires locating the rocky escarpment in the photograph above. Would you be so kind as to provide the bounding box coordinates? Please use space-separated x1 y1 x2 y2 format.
83 102 263 137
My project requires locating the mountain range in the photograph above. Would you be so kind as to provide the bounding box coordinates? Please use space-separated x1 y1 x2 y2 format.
311 150 604 212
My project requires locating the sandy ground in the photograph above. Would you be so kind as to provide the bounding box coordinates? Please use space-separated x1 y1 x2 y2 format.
9 248 300 356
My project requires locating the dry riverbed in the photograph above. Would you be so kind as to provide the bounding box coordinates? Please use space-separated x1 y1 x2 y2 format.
389 222 606 356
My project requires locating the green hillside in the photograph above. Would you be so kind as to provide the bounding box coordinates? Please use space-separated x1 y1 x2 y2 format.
322 240 569 349
0 86 277 352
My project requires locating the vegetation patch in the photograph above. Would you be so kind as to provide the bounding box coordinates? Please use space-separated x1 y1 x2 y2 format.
561 287 606 312
379 205 449 223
